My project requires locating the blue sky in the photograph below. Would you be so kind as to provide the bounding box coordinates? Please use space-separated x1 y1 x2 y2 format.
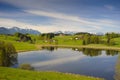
0 0 120 33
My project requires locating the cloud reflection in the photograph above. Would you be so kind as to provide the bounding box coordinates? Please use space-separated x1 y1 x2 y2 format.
32 55 86 67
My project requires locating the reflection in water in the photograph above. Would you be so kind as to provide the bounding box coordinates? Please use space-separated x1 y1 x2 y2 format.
32 55 85 67
106 50 118 56
82 48 101 57
72 48 118 57
0 51 18 67
72 48 82 52
42 46 119 57
18 47 119 80
42 46 58 51
114 54 120 80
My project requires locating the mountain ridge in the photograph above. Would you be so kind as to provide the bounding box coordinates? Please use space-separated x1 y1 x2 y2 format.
0 27 41 34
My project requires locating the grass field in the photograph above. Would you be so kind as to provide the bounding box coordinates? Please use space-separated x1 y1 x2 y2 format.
54 36 83 45
114 38 120 47
0 35 37 52
0 35 120 52
0 67 104 80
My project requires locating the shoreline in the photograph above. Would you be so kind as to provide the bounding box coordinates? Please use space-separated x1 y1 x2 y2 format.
17 44 120 52
42 45 120 50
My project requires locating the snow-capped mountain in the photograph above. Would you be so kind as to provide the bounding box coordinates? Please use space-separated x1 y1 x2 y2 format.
0 27 41 34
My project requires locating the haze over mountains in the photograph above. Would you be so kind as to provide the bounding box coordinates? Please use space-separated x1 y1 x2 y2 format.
0 27 40 34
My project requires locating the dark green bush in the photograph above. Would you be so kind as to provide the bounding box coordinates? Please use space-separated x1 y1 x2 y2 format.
19 64 34 70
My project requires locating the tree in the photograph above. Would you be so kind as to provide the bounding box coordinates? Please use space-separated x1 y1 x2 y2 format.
14 32 33 43
83 34 91 45
82 34 100 45
39 33 55 40
0 41 17 67
105 32 118 45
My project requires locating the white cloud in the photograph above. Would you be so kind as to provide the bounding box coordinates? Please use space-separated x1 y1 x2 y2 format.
0 17 119 33
0 18 41 31
24 10 120 29
0 0 119 33
0 18 95 33
25 10 80 22
24 10 102 29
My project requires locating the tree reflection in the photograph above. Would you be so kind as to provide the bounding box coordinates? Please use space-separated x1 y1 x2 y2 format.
72 48 118 57
82 48 102 57
42 46 58 51
106 50 118 56
42 46 119 56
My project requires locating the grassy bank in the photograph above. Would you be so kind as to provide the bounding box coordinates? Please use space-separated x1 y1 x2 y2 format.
16 44 120 52
0 67 104 80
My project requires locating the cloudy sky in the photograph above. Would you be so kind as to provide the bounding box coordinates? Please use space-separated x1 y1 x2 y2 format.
0 0 120 33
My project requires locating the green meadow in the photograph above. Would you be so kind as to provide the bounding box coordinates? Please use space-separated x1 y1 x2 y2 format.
0 67 104 80
0 34 120 52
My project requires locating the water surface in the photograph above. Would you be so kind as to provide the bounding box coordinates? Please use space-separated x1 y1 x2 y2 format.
0 47 119 80
17 47 119 80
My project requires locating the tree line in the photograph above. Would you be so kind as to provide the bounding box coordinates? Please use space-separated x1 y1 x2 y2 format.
82 32 120 45
39 33 55 40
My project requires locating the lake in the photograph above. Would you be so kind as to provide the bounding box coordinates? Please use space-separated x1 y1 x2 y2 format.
1 47 120 80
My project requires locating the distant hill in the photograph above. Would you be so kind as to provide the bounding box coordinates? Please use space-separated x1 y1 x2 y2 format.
0 27 10 34
0 27 41 34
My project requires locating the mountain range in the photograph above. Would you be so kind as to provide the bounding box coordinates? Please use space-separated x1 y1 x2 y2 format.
0 27 41 34
0 27 104 35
